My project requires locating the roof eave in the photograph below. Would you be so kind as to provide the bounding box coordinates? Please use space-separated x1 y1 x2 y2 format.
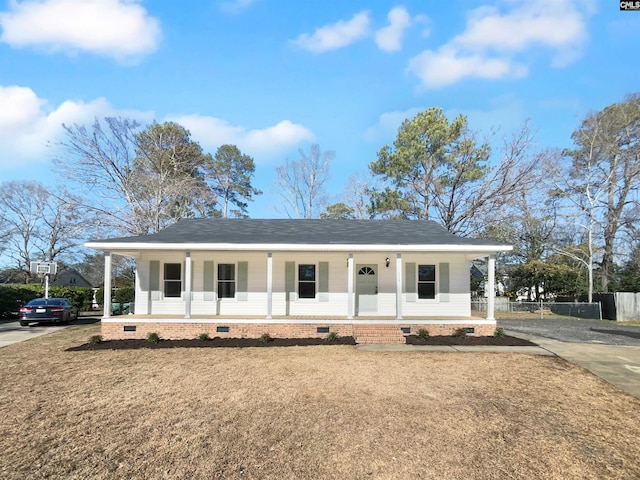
84 241 513 254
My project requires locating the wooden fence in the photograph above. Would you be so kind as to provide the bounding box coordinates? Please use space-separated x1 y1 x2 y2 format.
613 293 640 322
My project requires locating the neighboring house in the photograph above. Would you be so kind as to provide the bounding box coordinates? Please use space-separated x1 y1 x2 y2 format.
85 219 511 343
50 269 93 288
471 261 508 298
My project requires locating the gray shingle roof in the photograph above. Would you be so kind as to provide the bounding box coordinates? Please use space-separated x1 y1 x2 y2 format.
90 219 508 247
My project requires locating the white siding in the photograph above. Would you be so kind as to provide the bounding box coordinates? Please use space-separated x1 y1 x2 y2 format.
272 252 349 316
401 254 471 317
191 252 268 316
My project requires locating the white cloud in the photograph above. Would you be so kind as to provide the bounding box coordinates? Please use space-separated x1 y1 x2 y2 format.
292 11 370 53
166 114 315 161
375 6 411 53
408 46 527 88
408 0 594 88
0 0 161 62
454 0 589 66
0 85 314 169
0 85 153 168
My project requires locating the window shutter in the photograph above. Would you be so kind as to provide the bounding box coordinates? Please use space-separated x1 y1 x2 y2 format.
203 261 214 301
319 262 329 292
149 261 160 300
439 262 450 302
405 263 416 292
319 262 329 302
285 261 295 302
405 262 416 302
237 261 248 301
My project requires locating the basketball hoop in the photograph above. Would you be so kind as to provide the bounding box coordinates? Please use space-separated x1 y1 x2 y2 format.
30 261 57 276
30 261 57 298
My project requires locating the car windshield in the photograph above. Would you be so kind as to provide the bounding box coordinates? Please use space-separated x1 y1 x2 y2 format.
27 298 65 306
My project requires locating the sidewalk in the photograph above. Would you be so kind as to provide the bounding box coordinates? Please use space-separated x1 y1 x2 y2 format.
357 332 640 399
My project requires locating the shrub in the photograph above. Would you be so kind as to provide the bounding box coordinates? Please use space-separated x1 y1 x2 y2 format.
0 285 42 317
325 331 340 342
0 284 92 316
198 333 211 341
452 328 468 338
258 333 272 343
49 286 92 310
114 286 135 304
494 327 505 338
417 328 430 340
95 287 104 307
89 335 102 345
147 332 161 344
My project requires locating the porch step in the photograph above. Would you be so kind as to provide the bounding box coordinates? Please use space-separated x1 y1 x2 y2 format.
353 326 407 345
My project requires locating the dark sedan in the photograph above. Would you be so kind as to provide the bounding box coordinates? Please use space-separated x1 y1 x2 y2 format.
19 298 79 326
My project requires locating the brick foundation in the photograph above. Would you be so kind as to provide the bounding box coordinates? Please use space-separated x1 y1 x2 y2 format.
101 320 496 343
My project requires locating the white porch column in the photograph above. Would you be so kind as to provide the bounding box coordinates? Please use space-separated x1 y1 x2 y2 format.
487 254 496 321
185 252 192 319
347 253 354 319
103 251 112 319
266 252 273 319
396 253 403 320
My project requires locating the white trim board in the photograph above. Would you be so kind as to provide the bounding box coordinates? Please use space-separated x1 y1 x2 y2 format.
102 318 496 325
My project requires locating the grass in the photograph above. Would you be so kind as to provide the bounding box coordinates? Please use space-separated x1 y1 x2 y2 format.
619 321 640 327
1 324 640 479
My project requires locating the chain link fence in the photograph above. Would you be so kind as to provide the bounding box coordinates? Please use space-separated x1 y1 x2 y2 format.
471 300 602 320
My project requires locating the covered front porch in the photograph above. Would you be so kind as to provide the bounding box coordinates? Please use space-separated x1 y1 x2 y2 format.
100 250 501 323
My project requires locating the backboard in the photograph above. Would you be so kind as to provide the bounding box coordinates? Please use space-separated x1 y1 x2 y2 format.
30 261 58 275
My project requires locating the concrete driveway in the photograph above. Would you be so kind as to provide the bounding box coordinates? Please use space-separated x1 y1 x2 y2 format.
498 317 640 346
0 317 100 348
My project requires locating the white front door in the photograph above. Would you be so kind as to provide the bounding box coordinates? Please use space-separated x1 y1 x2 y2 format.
356 265 378 314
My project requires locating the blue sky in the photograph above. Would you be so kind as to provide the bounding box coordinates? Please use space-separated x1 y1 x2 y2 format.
0 0 638 217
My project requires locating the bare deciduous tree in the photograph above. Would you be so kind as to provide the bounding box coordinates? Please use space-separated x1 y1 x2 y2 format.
275 144 334 219
342 172 374 219
56 117 215 236
565 95 640 292
0 181 85 280
56 117 142 235
549 144 605 303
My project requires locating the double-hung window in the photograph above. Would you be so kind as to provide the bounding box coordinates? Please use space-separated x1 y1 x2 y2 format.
218 264 235 299
164 263 182 297
298 264 316 299
418 265 436 299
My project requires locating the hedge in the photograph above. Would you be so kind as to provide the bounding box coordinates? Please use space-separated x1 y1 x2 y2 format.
0 284 93 318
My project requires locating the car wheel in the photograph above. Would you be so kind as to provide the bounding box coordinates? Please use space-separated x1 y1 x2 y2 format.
19 321 28 327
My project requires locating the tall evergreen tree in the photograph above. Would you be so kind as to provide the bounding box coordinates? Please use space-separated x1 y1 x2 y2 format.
203 144 261 218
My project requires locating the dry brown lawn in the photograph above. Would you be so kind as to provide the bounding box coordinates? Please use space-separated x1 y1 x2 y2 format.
1 324 640 480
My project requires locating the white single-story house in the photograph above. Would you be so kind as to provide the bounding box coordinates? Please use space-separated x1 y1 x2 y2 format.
85 219 512 343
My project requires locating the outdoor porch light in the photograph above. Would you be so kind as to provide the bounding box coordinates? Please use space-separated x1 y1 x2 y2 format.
385 257 390 268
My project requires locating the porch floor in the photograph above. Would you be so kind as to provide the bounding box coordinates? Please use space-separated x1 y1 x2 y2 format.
108 314 487 321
